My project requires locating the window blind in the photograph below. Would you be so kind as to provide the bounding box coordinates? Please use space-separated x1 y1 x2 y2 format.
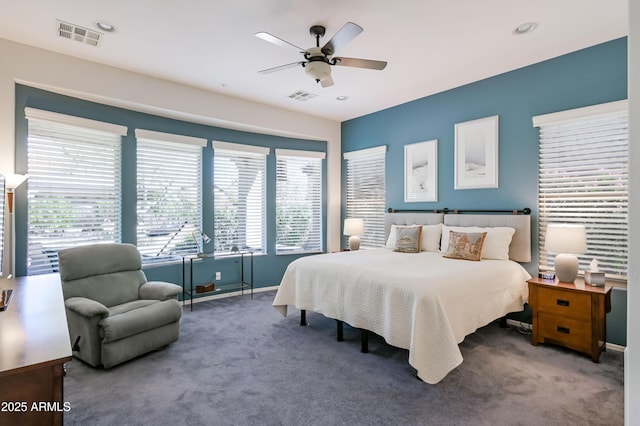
26 114 124 275
534 101 629 280
275 149 325 254
136 131 205 264
213 142 268 254
344 146 387 248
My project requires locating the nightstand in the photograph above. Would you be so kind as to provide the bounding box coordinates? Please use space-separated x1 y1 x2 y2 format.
528 277 612 362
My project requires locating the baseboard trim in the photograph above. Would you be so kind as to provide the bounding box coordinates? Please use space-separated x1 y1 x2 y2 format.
182 285 279 305
606 342 626 352
505 319 625 352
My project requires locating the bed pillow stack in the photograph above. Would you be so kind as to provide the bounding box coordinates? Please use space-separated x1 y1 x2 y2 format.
386 223 442 253
440 225 516 260
443 231 487 261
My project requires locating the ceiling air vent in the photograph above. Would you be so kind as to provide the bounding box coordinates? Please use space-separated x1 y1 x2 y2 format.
287 90 318 102
57 20 102 47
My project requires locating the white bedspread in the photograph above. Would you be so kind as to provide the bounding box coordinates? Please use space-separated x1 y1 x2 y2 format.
272 249 531 384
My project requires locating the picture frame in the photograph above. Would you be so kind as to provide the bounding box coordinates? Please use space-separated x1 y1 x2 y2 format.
454 115 499 189
404 139 438 202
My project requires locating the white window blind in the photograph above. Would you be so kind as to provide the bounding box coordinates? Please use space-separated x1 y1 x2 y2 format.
26 111 125 275
213 142 268 254
344 145 387 248
275 149 325 254
534 101 629 280
136 130 205 264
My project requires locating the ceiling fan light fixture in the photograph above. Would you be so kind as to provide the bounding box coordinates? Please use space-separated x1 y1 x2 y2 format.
255 21 386 87
305 60 331 83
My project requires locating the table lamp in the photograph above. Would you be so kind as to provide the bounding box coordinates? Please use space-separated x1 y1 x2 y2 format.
544 223 587 283
191 229 212 257
343 218 364 251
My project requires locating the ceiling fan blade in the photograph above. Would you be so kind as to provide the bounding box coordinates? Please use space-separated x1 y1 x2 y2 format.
320 76 334 88
258 61 306 74
333 57 387 70
321 22 363 56
255 32 306 54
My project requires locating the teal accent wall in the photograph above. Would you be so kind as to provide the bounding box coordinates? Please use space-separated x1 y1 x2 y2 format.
341 37 628 346
13 85 327 295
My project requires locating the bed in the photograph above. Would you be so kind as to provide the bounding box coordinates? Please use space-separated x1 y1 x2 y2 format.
272 211 532 384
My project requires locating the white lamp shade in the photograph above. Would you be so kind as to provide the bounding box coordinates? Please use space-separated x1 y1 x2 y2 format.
544 224 587 254
343 218 364 236
3 173 29 190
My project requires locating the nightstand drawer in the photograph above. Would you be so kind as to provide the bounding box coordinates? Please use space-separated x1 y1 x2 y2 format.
537 287 591 321
538 313 591 351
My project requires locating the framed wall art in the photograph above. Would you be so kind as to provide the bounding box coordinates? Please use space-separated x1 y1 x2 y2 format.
454 115 499 189
404 139 438 202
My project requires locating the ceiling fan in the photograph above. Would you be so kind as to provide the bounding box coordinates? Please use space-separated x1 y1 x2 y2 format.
255 22 387 88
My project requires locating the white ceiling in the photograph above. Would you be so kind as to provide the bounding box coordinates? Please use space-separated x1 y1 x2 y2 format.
0 0 628 122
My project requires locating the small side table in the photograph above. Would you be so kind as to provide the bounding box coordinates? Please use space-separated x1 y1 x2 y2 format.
528 277 611 362
181 251 254 311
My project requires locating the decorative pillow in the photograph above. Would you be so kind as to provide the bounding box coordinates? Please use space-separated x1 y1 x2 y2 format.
393 225 422 253
444 231 487 261
440 225 515 260
386 223 442 252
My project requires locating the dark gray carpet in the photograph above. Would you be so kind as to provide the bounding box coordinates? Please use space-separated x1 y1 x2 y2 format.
64 291 623 426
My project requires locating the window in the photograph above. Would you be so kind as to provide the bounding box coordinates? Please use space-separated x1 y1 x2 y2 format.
136 129 206 264
275 149 325 254
533 100 628 280
344 145 387 248
25 108 126 275
213 141 268 254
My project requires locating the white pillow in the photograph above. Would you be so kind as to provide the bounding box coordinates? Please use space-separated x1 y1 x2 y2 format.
387 223 442 252
420 223 443 252
386 225 398 248
440 225 515 260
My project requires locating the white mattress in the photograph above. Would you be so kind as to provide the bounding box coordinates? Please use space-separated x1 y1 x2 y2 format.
272 248 531 384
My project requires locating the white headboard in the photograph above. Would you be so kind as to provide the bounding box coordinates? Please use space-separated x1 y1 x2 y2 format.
384 212 444 242
385 211 531 262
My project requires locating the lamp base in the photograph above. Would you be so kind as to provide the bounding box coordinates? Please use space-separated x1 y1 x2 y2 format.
555 253 579 283
348 235 361 251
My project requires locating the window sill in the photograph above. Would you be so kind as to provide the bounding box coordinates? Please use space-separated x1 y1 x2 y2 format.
276 250 323 256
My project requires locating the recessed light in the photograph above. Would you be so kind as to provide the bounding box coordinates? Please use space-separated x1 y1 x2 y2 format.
336 96 349 101
94 20 116 33
514 22 537 35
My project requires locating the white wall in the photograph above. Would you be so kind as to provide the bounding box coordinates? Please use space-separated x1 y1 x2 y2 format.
0 37 343 274
626 1 639 424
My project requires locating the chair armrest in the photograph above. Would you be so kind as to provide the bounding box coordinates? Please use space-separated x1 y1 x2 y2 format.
65 297 110 319
139 281 182 300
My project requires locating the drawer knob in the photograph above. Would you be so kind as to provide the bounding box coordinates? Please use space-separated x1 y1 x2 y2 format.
557 326 570 334
556 299 570 307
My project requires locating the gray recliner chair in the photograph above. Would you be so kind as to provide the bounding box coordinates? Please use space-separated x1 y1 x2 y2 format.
58 243 182 369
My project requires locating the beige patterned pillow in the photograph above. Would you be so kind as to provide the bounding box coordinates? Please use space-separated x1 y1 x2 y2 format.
444 231 487 261
393 225 422 253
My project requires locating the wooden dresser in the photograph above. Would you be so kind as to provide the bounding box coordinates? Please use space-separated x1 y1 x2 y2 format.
528 277 611 362
0 274 72 425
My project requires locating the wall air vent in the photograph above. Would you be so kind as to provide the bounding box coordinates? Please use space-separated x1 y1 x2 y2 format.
57 20 102 47
287 90 318 102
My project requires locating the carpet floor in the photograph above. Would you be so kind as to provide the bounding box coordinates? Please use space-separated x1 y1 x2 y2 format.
64 290 624 426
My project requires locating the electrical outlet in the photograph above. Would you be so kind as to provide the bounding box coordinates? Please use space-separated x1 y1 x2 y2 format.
215 272 221 280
